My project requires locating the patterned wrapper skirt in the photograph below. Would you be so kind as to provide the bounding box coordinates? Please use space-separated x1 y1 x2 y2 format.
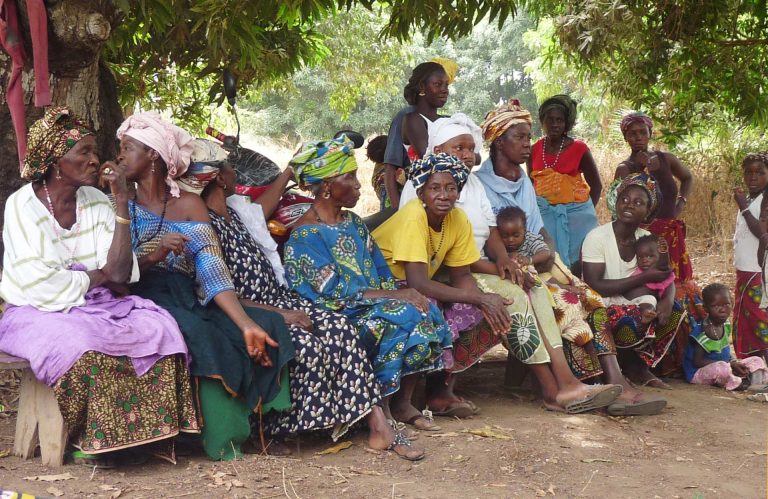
734 271 768 357
55 352 199 458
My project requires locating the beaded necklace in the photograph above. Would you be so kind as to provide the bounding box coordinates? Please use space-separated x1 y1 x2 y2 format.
42 180 83 266
541 135 565 169
428 219 446 268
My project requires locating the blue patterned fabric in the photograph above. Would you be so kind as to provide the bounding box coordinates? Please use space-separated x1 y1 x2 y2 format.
536 197 598 267
284 211 452 396
129 201 234 304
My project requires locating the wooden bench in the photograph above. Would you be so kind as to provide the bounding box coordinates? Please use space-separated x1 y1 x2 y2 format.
0 353 66 467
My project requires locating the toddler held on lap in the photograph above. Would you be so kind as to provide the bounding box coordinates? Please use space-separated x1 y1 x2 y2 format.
684 283 768 391
623 235 676 325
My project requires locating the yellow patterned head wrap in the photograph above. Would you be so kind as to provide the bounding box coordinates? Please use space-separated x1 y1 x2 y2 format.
22 107 94 181
290 134 358 189
431 57 458 84
480 99 533 143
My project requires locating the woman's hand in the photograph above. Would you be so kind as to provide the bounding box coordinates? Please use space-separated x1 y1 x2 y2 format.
279 309 313 331
243 323 279 367
641 268 672 284
730 359 750 378
494 254 517 280
100 161 129 201
151 232 191 263
477 292 512 337
635 151 660 173
391 288 430 313
655 299 672 326
734 187 750 211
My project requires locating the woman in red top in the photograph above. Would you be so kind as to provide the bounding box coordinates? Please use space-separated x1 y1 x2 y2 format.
528 95 601 273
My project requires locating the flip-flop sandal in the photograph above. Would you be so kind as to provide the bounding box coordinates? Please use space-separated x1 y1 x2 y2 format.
403 411 442 432
641 378 673 390
606 398 667 416
457 397 481 415
746 383 768 394
747 393 768 403
388 419 419 440
428 401 475 419
71 450 116 469
564 385 623 414
387 430 425 461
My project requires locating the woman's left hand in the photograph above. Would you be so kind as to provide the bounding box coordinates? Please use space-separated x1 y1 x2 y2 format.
243 323 279 367
100 161 128 200
655 300 672 326
495 254 517 280
477 292 513 337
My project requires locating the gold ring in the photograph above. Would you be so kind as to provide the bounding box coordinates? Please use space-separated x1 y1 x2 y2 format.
103 167 113 175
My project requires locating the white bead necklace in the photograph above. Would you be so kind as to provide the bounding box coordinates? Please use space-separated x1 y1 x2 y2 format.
42 179 83 266
541 135 565 169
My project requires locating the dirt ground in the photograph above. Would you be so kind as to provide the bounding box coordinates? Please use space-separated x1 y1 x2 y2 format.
0 247 766 499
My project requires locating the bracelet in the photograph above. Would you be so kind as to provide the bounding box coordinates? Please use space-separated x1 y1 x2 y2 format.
677 195 687 204
115 215 131 225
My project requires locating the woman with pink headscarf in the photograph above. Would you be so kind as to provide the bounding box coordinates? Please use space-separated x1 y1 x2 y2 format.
116 112 296 461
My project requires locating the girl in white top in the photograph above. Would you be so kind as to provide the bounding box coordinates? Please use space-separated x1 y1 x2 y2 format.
733 153 768 361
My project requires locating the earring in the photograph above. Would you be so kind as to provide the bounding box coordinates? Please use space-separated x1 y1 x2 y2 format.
418 91 426 96
55 168 62 180
151 160 155 174
323 191 331 199
221 184 227 190
422 202 426 208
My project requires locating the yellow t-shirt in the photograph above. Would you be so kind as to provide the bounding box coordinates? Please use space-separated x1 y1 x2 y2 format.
372 198 480 280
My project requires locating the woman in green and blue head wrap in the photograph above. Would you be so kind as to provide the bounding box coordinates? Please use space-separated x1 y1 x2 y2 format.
284 135 456 461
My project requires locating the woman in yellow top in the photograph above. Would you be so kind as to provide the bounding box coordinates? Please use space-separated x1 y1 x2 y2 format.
373 153 622 420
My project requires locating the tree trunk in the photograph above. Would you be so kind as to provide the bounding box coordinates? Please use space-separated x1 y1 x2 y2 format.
0 0 122 250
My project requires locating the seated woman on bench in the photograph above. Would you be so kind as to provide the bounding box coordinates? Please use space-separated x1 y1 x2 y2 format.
0 108 198 467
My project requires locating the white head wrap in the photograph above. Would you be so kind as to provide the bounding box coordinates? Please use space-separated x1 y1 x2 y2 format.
426 112 483 156
116 112 195 197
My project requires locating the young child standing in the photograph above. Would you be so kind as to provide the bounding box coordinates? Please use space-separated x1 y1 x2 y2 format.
684 283 768 390
733 153 768 362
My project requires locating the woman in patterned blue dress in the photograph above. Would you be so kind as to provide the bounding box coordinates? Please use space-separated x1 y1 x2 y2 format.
283 136 452 439
115 112 297 461
182 140 419 460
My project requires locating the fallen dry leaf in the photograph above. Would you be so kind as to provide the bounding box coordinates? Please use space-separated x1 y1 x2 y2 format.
547 484 556 496
675 456 693 462
316 441 353 455
23 473 76 482
231 479 244 488
46 486 64 497
0 450 9 458
426 432 459 438
464 426 512 440
581 458 612 463
110 489 123 499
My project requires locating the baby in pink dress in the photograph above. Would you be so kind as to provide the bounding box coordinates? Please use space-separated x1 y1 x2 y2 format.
624 234 676 324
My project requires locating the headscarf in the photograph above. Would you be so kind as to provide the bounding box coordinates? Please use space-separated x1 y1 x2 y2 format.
608 173 662 223
620 112 653 137
407 152 470 192
177 139 228 195
116 111 195 197
22 107 93 181
229 147 281 187
481 99 533 143
290 135 358 188
426 113 483 156
538 95 577 132
431 57 458 84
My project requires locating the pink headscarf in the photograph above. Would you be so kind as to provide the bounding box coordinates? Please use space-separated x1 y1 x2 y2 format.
116 112 194 197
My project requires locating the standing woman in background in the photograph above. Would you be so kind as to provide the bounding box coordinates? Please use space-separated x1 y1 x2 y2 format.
529 95 600 273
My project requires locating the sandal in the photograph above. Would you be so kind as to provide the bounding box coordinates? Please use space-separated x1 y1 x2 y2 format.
564 385 623 414
402 410 441 432
388 419 419 440
606 397 667 416
387 429 425 461
71 450 116 469
428 401 474 419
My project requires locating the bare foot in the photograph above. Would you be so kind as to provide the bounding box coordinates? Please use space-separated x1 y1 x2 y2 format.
368 421 424 461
